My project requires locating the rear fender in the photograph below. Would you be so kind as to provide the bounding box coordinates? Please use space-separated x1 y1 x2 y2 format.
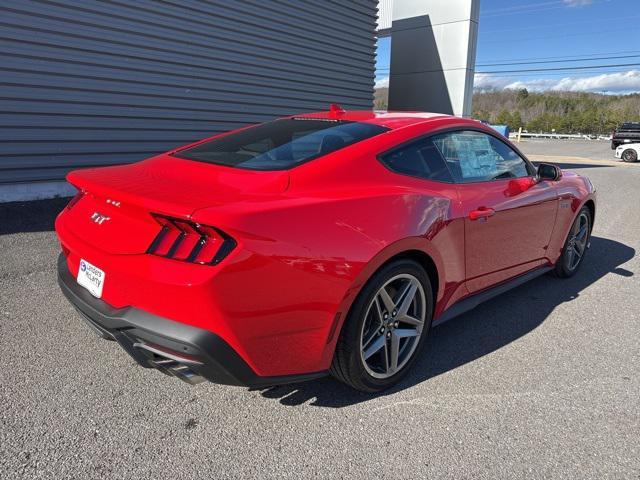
194 190 460 373
334 235 444 319
320 236 445 366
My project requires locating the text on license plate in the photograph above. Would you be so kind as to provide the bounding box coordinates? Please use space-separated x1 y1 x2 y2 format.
77 259 105 298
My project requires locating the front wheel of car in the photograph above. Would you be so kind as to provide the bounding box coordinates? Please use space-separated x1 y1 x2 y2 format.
330 259 433 392
621 149 638 162
554 206 592 278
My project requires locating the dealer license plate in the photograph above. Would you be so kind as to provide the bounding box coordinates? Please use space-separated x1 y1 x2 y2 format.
77 258 105 298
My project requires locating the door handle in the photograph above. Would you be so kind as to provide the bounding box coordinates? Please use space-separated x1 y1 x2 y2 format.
469 207 495 221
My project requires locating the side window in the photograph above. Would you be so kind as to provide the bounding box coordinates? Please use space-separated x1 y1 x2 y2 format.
432 131 530 183
380 139 453 183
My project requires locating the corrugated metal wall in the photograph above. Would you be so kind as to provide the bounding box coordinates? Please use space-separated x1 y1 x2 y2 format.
0 0 378 184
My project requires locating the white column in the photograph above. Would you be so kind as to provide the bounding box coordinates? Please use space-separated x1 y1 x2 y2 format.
388 0 479 117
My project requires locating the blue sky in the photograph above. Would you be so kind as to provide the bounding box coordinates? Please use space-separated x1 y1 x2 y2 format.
376 0 640 93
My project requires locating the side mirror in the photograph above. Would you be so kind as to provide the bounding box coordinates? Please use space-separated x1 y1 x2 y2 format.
537 163 562 181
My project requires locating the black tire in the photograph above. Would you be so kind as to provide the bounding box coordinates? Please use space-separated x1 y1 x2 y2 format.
554 206 592 278
330 259 433 392
621 149 638 163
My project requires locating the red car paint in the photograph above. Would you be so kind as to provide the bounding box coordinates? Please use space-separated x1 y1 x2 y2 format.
55 111 596 378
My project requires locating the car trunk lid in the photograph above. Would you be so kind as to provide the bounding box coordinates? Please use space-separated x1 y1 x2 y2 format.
64 154 290 255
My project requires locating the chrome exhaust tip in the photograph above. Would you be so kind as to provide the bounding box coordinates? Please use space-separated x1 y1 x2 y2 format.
166 363 206 385
134 342 206 385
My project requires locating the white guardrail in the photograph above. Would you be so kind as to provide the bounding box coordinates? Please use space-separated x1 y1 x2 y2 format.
508 132 612 141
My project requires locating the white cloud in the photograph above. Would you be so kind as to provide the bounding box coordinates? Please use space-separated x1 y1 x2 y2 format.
563 0 594 6
375 76 389 89
474 73 516 90
474 70 640 93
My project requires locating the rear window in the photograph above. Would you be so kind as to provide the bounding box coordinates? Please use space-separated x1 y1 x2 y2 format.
619 122 640 131
173 118 389 170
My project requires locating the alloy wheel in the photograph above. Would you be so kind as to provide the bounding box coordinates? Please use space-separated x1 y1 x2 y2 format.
359 274 426 379
622 149 637 162
565 211 590 271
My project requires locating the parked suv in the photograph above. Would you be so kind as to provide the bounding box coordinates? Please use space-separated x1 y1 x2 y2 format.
611 122 640 149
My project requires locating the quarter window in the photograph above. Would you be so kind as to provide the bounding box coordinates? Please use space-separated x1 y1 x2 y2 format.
380 139 453 183
432 131 530 183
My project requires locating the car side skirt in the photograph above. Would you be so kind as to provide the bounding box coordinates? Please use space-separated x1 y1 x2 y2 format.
433 265 553 326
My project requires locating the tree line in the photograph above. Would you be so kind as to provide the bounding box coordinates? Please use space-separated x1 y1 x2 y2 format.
374 87 640 134
473 89 640 134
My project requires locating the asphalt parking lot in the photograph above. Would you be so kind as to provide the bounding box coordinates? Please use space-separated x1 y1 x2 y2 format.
1 139 639 479
517 137 617 162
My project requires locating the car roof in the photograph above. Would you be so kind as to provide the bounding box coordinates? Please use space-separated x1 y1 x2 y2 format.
287 109 480 130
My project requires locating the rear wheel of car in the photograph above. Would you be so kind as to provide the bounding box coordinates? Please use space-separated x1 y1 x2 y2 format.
330 259 433 392
554 206 591 278
621 149 638 162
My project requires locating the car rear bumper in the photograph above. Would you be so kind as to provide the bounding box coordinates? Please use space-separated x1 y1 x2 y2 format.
57 253 327 387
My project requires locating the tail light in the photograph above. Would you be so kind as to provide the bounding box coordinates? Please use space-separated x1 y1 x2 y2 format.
147 215 237 265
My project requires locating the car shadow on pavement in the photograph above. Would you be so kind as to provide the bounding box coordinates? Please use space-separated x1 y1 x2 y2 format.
555 163 618 169
532 162 618 170
0 197 70 235
253 236 635 408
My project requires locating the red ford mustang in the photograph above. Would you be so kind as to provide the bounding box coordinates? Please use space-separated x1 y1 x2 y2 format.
56 108 596 392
